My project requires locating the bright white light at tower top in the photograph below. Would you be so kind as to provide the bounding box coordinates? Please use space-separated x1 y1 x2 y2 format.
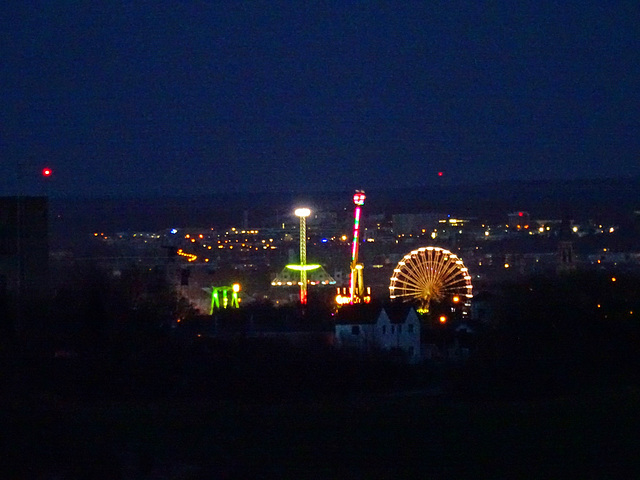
294 207 311 217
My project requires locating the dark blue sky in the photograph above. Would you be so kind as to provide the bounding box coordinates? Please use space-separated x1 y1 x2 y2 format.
2 1 638 197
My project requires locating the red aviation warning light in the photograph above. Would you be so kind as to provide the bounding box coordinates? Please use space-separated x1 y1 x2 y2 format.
42 167 52 177
353 192 366 206
438 171 443 177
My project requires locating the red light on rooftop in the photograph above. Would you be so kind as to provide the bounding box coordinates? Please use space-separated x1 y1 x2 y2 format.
518 211 523 217
42 167 52 177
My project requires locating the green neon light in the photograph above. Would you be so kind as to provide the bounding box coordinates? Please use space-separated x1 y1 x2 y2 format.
210 285 240 313
286 264 321 271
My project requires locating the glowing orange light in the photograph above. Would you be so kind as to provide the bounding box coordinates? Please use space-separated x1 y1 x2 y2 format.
611 277 617 282
453 296 460 303
439 315 447 324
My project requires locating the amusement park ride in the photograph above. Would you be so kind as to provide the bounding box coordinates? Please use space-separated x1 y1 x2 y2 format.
207 283 241 313
336 190 371 305
389 246 473 314
271 207 335 304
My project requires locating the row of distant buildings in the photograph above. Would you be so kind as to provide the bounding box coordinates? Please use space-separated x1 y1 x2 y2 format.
2 195 638 326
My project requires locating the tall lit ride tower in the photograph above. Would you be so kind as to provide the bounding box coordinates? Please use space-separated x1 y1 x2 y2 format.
294 207 311 304
350 190 366 303
272 206 335 301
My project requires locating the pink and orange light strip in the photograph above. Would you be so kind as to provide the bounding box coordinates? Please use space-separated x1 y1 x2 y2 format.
350 191 366 302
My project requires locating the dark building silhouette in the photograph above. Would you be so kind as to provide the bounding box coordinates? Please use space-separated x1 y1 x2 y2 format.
0 197 49 329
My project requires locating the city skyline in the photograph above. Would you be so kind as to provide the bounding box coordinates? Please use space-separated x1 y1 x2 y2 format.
2 1 638 197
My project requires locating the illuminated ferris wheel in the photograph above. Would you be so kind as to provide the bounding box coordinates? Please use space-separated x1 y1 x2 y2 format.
389 246 472 311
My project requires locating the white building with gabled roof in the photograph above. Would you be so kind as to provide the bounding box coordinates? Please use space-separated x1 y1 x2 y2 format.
334 303 421 362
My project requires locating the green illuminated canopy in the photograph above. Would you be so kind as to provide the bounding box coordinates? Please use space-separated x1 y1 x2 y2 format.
286 264 321 271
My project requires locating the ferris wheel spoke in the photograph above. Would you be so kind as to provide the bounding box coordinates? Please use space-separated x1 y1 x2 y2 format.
424 258 439 285
441 271 463 288
392 291 425 299
393 279 424 292
441 283 466 293
441 263 463 286
417 256 433 285
393 288 422 298
396 264 426 287
441 255 459 279
427 258 441 284
441 277 467 288
395 284 427 295
426 251 439 283
441 259 459 277
393 275 422 293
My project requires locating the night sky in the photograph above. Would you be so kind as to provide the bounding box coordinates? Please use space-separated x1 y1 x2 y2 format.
2 1 638 197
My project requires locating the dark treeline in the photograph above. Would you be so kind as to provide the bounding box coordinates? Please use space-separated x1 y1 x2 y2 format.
453 270 640 399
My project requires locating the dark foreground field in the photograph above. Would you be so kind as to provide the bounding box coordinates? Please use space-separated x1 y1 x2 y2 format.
2 387 639 479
